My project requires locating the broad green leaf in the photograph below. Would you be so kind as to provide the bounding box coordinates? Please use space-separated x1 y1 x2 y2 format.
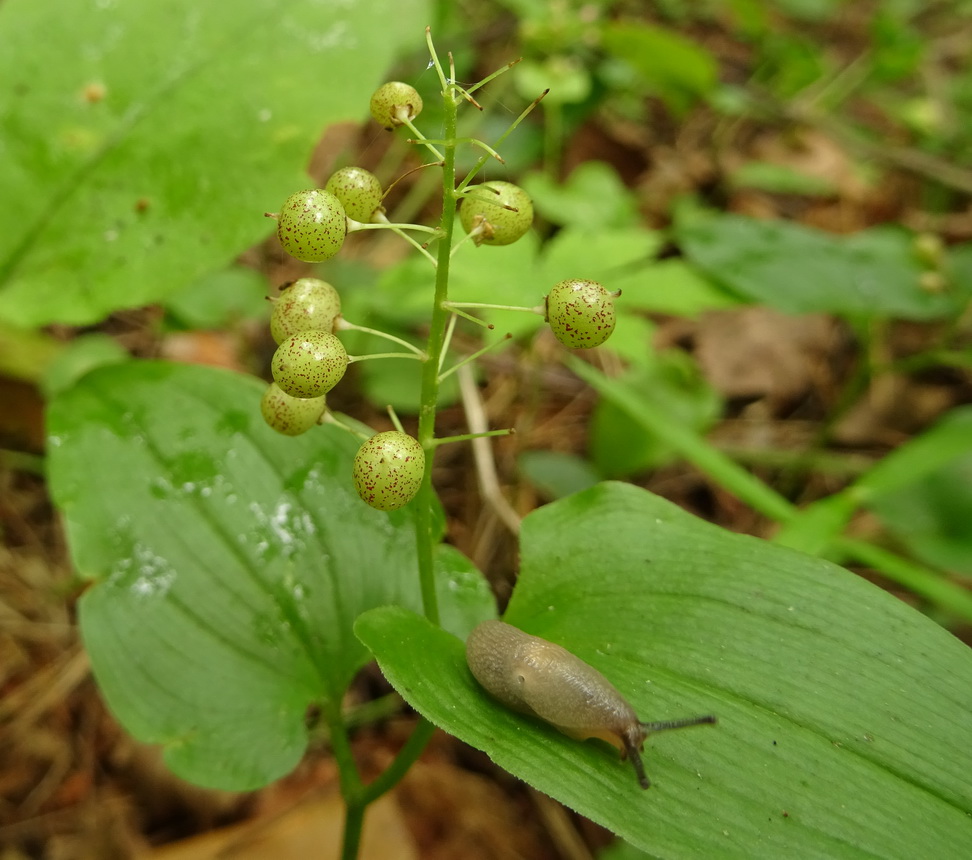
677 212 968 319
46 361 492 790
0 0 426 327
357 482 972 858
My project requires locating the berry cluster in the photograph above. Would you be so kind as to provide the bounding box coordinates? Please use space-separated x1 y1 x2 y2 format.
261 75 621 511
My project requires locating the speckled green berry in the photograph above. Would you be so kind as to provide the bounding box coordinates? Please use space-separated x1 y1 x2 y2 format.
370 81 423 130
545 279 619 349
270 278 342 344
459 181 534 246
271 330 348 398
325 166 383 223
260 382 326 436
352 431 425 511
276 189 347 262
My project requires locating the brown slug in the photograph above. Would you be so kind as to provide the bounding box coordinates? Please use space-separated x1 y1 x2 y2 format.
465 620 716 789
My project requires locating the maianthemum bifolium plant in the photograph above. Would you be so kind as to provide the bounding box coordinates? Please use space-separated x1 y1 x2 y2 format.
41 25 972 860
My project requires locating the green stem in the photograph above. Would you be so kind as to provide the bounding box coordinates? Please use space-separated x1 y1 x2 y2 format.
413 62 465 629
323 704 366 860
442 300 543 314
438 333 512 383
348 352 423 363
360 717 437 804
347 218 439 235
336 319 425 356
432 428 514 447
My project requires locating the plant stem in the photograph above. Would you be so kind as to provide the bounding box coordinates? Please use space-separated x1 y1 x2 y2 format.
413 58 465 628
360 717 437 804
323 703 366 860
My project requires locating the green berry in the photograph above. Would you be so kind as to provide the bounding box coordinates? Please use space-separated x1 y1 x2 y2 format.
545 279 619 348
271 330 348 398
260 382 326 436
270 278 342 344
459 181 534 246
276 189 347 262
352 431 425 511
370 81 423 130
325 166 383 223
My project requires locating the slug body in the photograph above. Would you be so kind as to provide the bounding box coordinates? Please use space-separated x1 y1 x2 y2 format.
465 620 715 788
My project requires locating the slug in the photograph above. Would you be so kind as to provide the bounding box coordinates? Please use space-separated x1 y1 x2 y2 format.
465 619 716 789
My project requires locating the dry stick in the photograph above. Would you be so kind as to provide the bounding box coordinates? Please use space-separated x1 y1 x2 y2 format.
457 364 521 535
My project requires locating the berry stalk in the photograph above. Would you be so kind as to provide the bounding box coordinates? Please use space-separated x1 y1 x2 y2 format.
411 70 463 628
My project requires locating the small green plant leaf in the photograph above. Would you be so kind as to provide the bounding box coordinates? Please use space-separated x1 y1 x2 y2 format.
0 0 426 328
677 213 969 319
521 162 639 230
601 22 717 113
357 482 972 858
621 259 740 317
518 450 601 500
46 361 491 790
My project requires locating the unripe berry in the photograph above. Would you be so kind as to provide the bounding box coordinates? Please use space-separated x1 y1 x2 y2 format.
260 382 326 436
325 166 383 223
545 279 619 348
370 81 423 130
270 278 342 344
459 181 534 246
271 330 348 398
276 189 347 262
352 431 424 511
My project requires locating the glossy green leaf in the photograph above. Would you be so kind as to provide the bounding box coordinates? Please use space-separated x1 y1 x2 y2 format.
357 482 972 858
0 0 426 327
677 213 968 319
46 361 492 790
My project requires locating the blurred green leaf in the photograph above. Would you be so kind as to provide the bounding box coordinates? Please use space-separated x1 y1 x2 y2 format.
518 450 601 500
515 56 592 105
39 333 130 399
591 351 720 478
869 452 972 576
165 266 269 330
621 259 740 317
358 482 972 858
522 162 639 229
729 161 837 196
46 361 491 790
601 22 717 112
0 0 426 328
677 213 969 319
